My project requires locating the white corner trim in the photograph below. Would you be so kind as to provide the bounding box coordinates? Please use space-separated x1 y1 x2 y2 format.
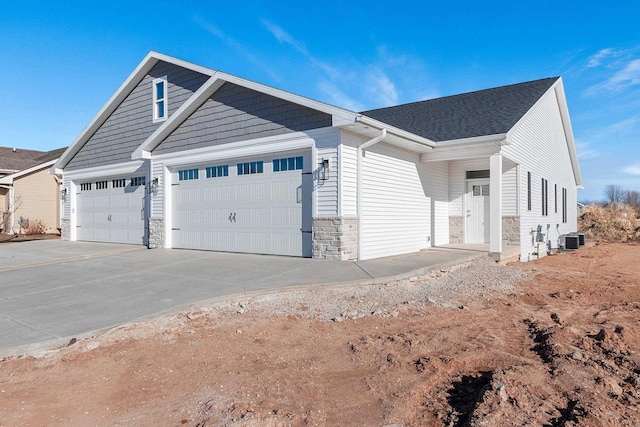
63 160 149 180
0 159 58 184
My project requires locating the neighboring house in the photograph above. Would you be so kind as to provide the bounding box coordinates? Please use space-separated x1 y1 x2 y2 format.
0 147 66 234
52 52 581 262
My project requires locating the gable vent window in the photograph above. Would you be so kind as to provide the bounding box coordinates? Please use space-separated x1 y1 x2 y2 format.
178 169 199 181
80 183 92 191
113 179 126 188
153 77 167 123
95 180 108 190
273 156 303 172
130 176 146 187
237 161 264 176
206 165 229 178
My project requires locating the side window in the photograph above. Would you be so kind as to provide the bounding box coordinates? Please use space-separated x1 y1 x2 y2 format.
527 172 532 211
153 77 167 122
541 178 548 216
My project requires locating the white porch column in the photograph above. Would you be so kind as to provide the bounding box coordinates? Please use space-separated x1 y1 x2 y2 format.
489 153 502 256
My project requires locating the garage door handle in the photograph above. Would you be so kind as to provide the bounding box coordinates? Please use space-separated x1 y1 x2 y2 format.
232 213 236 223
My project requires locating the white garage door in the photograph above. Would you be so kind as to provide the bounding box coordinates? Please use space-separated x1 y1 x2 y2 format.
76 177 147 245
171 153 312 257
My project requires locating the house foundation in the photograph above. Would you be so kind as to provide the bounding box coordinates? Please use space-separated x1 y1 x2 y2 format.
148 217 165 249
312 216 358 260
61 218 70 241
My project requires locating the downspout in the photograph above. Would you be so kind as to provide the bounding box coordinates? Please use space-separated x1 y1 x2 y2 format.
357 128 387 259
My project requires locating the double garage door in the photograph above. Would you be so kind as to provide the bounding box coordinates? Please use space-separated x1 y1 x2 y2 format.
76 177 147 245
172 152 312 257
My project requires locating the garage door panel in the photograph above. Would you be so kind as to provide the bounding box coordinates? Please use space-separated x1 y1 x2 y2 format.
172 153 310 256
76 179 146 245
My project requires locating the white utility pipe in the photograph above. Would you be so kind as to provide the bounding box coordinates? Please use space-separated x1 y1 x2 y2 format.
357 128 387 260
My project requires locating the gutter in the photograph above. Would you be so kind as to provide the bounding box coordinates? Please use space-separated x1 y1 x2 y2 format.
357 128 387 260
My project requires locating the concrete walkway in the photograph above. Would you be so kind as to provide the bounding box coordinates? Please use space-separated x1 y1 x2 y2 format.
0 240 487 355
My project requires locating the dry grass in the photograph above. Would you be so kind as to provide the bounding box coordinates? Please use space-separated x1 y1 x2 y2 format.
579 204 640 242
24 219 47 235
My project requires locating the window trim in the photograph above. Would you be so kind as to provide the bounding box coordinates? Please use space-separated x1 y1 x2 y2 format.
554 184 558 214
562 187 567 223
152 77 168 123
541 178 548 216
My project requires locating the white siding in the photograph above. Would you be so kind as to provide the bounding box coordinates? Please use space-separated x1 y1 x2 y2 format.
315 128 340 217
421 161 449 246
151 159 164 218
63 175 71 219
502 163 518 216
361 143 430 260
339 131 360 216
502 88 578 261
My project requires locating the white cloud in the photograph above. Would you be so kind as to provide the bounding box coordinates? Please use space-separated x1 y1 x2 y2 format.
364 68 398 107
193 16 280 81
587 48 615 67
607 59 640 89
622 163 640 175
575 141 599 159
317 81 364 112
262 19 308 55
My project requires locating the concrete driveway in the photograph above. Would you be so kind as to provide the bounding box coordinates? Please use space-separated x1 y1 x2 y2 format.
0 240 486 354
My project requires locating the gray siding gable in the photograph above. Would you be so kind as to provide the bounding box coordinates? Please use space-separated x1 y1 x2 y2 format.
153 82 332 155
66 61 210 170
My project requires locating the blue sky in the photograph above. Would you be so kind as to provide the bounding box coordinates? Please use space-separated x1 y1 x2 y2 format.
1 0 638 201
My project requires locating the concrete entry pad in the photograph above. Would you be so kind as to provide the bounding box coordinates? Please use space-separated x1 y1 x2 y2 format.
0 241 487 354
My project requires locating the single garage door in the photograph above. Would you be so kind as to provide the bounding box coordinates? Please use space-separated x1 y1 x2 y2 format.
172 153 312 257
76 177 147 245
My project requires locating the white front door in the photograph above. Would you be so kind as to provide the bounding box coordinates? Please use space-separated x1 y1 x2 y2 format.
466 180 490 243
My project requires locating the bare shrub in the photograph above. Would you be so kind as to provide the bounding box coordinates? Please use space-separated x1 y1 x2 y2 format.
25 219 46 235
579 204 640 242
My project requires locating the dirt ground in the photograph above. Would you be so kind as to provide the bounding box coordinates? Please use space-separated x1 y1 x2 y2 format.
0 233 60 245
1 243 639 426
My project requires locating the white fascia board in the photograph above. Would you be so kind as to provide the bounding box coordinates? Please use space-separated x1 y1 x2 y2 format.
553 78 583 187
420 144 501 162
434 133 508 147
504 77 582 188
153 132 316 167
63 160 148 181
219 72 359 124
354 115 436 148
0 159 58 184
132 74 226 159
147 51 216 77
0 168 18 175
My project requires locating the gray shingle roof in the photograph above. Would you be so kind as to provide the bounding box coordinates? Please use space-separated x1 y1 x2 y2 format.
0 147 45 171
361 77 559 142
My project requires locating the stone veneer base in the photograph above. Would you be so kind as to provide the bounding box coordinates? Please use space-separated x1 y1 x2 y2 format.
312 216 358 261
148 217 165 249
60 218 70 241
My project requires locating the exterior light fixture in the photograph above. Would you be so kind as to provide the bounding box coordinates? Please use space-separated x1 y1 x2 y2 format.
319 158 329 181
61 188 68 199
148 177 159 195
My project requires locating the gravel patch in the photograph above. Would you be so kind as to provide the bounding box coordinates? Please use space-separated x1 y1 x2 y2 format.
200 257 531 322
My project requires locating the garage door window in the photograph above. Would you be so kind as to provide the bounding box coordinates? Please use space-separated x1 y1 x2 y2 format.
273 156 303 172
113 179 126 188
131 176 146 186
237 161 263 176
95 180 108 190
80 183 92 191
206 165 229 178
178 169 199 181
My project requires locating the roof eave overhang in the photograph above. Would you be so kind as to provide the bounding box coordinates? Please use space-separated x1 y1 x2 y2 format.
352 115 436 149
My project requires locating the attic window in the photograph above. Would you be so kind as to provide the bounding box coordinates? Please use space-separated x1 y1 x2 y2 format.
153 77 167 122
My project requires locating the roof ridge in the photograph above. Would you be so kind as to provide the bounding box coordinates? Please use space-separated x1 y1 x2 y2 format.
362 76 559 113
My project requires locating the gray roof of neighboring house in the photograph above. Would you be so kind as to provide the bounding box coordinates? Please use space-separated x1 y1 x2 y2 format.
362 77 559 142
0 146 67 172
0 147 45 171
